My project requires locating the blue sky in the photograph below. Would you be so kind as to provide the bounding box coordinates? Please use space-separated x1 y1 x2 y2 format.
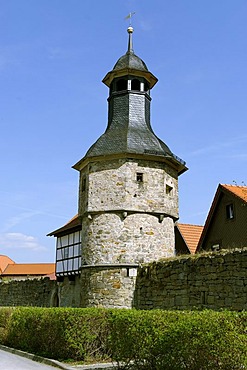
1 0 247 262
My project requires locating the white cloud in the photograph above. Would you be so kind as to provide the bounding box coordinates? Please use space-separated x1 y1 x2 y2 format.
0 232 47 252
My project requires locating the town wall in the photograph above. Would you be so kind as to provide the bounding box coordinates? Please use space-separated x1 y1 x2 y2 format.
134 248 247 311
0 249 246 310
0 278 57 307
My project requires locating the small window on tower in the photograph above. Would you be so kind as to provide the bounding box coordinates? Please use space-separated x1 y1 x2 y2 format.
116 79 127 91
226 203 234 220
81 178 86 192
136 173 143 182
131 79 140 91
166 184 173 195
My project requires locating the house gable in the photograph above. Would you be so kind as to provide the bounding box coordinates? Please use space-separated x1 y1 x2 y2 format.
197 184 247 252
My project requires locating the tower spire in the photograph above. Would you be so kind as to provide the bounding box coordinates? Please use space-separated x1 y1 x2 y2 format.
127 26 134 54
125 12 136 54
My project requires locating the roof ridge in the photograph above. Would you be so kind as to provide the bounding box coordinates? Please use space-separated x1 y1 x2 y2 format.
221 184 247 188
10 262 55 265
176 223 204 227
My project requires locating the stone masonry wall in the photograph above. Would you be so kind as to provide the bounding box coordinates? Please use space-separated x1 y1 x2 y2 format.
134 248 247 311
0 278 57 307
1 250 246 309
79 158 178 266
82 213 175 265
85 159 178 217
80 266 137 308
57 266 138 308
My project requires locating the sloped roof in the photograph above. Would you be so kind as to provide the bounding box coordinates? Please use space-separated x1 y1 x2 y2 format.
48 214 81 236
0 255 15 273
196 184 247 252
2 263 55 276
222 184 247 203
176 223 203 254
113 51 148 72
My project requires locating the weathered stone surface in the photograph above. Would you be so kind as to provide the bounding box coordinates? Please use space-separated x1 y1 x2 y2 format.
134 248 247 310
82 213 175 265
78 157 178 268
79 266 137 308
0 278 57 307
1 249 246 310
80 159 178 217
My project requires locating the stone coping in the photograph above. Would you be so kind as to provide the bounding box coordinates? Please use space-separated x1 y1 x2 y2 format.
81 263 139 269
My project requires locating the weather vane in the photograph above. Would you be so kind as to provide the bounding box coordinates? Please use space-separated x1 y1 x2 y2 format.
125 12 136 26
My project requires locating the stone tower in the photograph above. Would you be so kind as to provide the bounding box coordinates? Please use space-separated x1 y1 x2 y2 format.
71 27 187 307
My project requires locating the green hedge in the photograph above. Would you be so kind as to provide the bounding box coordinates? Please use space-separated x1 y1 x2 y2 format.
108 309 247 370
0 307 246 369
0 307 110 361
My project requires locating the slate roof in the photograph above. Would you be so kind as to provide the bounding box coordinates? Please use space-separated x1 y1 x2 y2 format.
83 123 176 160
113 51 148 72
73 27 187 175
176 223 203 254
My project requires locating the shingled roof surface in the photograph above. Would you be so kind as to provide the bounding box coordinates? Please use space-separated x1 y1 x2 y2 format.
113 51 148 71
176 223 204 254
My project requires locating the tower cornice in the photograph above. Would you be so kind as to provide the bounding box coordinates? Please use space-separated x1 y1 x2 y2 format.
72 152 187 175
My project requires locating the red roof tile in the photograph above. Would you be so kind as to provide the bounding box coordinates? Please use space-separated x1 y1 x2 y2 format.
176 223 203 254
221 184 247 203
0 255 15 274
2 263 55 276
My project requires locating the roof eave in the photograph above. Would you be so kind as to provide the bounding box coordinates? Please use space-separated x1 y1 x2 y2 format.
102 68 158 89
73 152 187 174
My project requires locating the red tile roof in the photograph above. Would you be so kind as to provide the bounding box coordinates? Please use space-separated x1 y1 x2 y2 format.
0 255 15 273
176 223 203 254
221 184 247 203
2 263 55 276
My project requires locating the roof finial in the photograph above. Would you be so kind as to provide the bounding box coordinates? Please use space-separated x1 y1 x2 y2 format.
125 12 136 54
127 26 134 54
125 12 136 26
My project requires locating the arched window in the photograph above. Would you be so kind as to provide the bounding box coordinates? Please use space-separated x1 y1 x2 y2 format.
131 79 140 91
116 79 127 91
